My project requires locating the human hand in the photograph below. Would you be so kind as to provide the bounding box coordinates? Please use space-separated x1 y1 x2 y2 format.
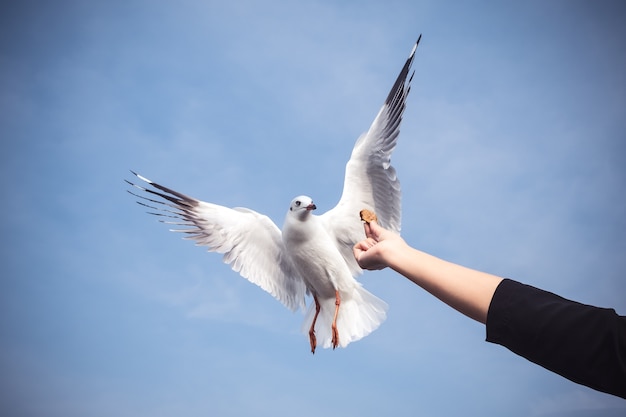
353 220 406 270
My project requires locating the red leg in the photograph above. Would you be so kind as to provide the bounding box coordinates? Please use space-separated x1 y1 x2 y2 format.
308 295 321 354
331 290 341 349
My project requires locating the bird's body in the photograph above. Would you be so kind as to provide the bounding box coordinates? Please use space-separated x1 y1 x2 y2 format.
127 37 421 352
283 206 346 300
282 196 388 350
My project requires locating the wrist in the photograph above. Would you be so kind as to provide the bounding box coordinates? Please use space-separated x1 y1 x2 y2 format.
385 241 414 273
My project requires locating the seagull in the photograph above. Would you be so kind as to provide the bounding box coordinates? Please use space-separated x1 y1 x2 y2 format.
127 36 420 353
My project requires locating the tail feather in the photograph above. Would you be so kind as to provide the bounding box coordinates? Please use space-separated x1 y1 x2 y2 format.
302 287 388 349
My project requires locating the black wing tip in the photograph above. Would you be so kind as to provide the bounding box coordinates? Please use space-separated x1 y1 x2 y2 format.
384 36 421 105
125 170 199 210
127 169 153 184
408 35 422 59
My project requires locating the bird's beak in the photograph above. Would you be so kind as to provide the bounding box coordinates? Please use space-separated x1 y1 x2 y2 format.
306 203 317 211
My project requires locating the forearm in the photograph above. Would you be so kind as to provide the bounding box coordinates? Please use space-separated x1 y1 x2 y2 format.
385 243 503 324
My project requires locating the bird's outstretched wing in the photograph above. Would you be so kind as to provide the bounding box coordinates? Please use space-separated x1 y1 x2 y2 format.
126 172 307 312
322 36 420 273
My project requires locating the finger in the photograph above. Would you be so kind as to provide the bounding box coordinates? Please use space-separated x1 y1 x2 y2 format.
363 222 372 239
353 238 373 252
364 220 382 240
353 242 368 263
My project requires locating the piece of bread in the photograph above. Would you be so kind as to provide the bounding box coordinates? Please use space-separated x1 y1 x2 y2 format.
359 209 378 224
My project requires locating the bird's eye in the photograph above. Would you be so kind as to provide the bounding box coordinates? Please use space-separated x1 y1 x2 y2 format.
295 201 301 207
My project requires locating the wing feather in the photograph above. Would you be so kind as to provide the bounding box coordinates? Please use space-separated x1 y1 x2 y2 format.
126 172 306 312
322 37 421 274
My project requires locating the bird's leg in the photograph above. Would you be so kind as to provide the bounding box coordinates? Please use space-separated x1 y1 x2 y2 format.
331 290 341 349
308 295 321 354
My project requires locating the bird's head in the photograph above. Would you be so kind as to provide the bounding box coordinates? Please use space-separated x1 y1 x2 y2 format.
288 195 316 220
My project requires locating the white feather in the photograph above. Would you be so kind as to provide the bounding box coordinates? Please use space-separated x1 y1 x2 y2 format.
127 37 421 350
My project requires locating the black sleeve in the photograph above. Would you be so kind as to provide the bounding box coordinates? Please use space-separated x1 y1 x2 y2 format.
486 278 626 399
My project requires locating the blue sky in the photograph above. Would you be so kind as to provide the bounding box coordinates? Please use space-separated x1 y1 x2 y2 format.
2 0 625 416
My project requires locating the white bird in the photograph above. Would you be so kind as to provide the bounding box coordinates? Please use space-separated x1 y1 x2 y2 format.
127 37 420 353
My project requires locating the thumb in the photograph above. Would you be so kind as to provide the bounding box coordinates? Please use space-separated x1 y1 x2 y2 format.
364 219 383 241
